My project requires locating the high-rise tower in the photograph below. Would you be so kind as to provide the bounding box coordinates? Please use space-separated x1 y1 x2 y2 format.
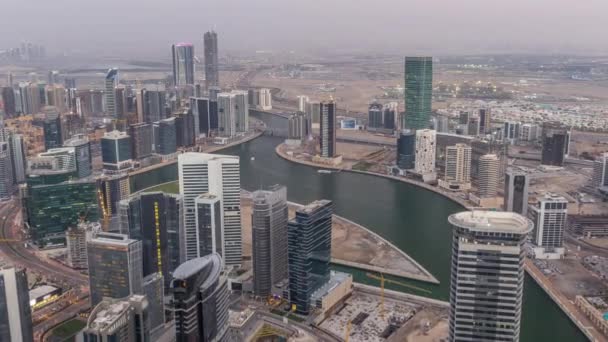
319 100 336 158
404 57 432 130
252 185 288 297
504 169 530 215
172 43 195 86
178 153 242 266
105 68 118 118
0 267 33 342
288 200 332 315
204 31 219 89
448 211 532 342
87 232 143 306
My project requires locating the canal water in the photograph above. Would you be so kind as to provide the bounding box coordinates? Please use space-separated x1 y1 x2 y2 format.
132 136 586 341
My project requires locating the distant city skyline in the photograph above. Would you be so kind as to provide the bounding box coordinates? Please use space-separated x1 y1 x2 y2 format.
0 0 607 57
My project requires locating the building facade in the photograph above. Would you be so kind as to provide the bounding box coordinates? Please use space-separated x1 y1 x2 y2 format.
252 186 289 297
288 200 332 315
119 192 183 289
404 57 433 130
178 153 242 266
396 130 415 170
319 101 336 158
87 232 143 306
448 211 532 342
204 31 219 89
172 43 195 86
170 254 229 342
0 267 33 342
194 193 224 260
528 193 568 258
440 143 472 190
477 154 499 198
504 169 530 215
101 130 132 170
414 129 436 176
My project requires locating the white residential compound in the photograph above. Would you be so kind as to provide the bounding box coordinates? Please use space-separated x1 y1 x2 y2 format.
439 143 472 191
178 153 242 267
528 193 568 259
259 88 272 110
414 129 436 182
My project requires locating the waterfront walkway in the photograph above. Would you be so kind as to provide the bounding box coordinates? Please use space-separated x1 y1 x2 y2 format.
525 259 606 342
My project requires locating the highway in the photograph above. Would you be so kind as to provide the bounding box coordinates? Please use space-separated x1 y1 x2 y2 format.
0 200 90 341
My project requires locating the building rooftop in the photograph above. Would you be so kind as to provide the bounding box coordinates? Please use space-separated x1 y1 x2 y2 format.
448 210 533 235
298 199 332 214
89 232 137 247
103 130 129 140
29 285 59 300
172 253 222 290
178 152 239 164
311 271 352 303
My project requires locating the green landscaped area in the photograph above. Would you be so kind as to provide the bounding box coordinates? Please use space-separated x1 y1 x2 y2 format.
141 181 180 194
49 319 86 341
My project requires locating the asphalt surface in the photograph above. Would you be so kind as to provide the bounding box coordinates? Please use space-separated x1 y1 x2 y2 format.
0 200 90 341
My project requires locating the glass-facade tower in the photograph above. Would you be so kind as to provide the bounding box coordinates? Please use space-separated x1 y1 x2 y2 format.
287 200 332 315
404 56 433 130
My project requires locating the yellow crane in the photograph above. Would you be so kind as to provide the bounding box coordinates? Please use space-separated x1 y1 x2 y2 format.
0 239 19 243
366 273 432 319
344 320 352 342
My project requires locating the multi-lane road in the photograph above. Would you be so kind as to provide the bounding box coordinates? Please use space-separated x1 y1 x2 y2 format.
0 200 90 341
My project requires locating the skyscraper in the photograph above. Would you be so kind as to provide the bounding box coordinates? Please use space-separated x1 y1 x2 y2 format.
105 68 118 117
404 57 433 130
66 221 100 269
541 124 568 166
119 192 183 288
478 108 491 134
0 142 14 201
101 130 132 170
319 100 336 158
0 267 33 342
8 133 26 184
129 123 153 159
170 254 229 342
414 129 436 176
178 153 242 266
172 43 195 86
63 134 92 178
175 112 195 148
87 232 143 306
204 31 219 89
42 112 62 150
396 130 415 170
439 143 472 191
528 193 568 258
367 102 384 131
297 95 309 112
154 117 177 155
448 211 531 342
503 121 521 143
288 200 332 315
217 92 237 137
259 88 272 110
195 193 224 260
234 90 249 133
504 169 530 215
477 154 499 198
25 179 99 246
191 97 211 137
252 185 288 297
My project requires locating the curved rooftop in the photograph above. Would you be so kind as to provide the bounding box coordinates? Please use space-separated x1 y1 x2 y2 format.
172 253 222 289
448 210 533 235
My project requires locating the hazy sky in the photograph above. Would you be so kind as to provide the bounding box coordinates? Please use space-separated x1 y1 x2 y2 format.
1 0 607 57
